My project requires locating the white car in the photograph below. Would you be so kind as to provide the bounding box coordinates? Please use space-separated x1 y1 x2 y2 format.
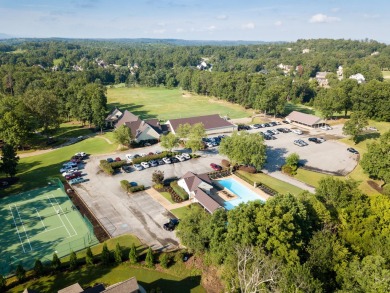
75 152 86 158
175 155 185 162
291 129 303 135
125 154 134 162
141 161 150 168
320 125 332 130
133 164 143 171
60 166 78 173
162 157 172 164
182 153 191 160
317 137 326 143
62 169 78 176
139 153 147 157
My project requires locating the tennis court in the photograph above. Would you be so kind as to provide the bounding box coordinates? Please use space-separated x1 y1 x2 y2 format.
0 179 99 276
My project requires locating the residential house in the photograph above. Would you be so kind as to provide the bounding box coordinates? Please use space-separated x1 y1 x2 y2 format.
315 72 329 87
277 63 293 75
166 114 237 136
115 110 163 143
302 48 310 54
105 108 123 127
337 66 343 80
349 73 365 84
178 171 221 214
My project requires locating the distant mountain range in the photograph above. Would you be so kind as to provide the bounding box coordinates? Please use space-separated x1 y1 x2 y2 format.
0 35 283 46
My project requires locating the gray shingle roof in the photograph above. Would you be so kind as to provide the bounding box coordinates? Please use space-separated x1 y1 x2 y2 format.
286 111 324 126
167 114 234 133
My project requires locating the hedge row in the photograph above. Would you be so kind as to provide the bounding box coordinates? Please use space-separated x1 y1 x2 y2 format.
111 160 128 169
120 180 130 192
129 185 145 193
100 160 114 175
132 151 175 164
170 181 189 200
238 165 257 173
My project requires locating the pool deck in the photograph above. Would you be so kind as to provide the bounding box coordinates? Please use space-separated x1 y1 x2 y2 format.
216 174 271 202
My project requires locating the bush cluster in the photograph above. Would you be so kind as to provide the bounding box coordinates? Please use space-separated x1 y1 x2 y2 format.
99 160 114 175
110 160 128 169
129 185 145 193
170 181 189 200
130 139 158 148
120 180 131 192
238 165 257 173
132 151 174 164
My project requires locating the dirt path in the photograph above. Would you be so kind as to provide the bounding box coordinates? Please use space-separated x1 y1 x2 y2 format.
18 148 55 158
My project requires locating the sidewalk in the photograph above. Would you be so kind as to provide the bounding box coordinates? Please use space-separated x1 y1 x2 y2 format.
145 188 192 211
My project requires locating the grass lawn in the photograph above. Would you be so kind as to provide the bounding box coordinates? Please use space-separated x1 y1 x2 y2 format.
382 70 390 81
161 191 175 204
170 205 193 220
236 171 304 196
8 234 205 293
52 122 94 139
294 169 335 188
3 135 117 195
107 87 251 121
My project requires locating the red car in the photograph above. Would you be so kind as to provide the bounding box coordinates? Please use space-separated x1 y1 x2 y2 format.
210 163 222 171
115 157 122 162
65 171 82 180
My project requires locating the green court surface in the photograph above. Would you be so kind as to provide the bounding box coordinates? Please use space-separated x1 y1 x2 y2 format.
0 180 99 276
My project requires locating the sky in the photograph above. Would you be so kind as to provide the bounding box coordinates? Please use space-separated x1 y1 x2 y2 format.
0 0 389 43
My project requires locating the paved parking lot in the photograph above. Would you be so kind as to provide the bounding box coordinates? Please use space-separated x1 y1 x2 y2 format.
72 147 225 250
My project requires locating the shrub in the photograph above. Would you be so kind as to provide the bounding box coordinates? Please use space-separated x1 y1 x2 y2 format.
153 183 164 190
221 159 231 168
120 180 131 192
152 170 165 185
238 165 257 173
101 242 111 265
15 263 26 282
100 160 114 175
110 160 128 169
170 181 189 200
52 253 61 272
145 247 154 268
85 247 94 266
33 259 44 277
69 251 78 270
282 165 294 175
114 243 123 264
131 151 174 164
159 253 170 269
129 185 145 193
129 243 138 264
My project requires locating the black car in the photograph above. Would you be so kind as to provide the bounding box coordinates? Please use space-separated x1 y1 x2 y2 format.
308 137 320 143
347 147 359 154
163 218 180 231
157 159 165 165
171 157 179 163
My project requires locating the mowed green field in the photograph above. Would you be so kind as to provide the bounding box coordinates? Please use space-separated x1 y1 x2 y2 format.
382 71 390 81
107 87 251 121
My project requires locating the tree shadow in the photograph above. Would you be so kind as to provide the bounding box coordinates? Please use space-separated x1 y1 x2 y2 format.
263 147 289 172
108 103 157 120
356 132 380 144
140 275 202 293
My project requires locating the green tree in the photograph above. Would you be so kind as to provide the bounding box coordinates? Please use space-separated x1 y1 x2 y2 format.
15 263 26 282
176 123 191 138
186 122 206 152
101 242 111 265
0 274 6 291
129 243 138 264
342 111 368 144
51 253 61 271
160 132 179 151
159 253 170 269
360 131 390 185
33 259 44 277
152 170 164 185
113 124 132 146
284 153 300 175
145 247 154 268
114 243 123 264
85 247 94 266
69 250 78 270
0 144 19 177
219 131 266 170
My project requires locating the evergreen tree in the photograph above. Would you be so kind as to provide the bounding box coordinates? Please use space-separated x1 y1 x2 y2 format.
114 243 123 264
69 250 78 270
0 144 19 177
33 259 44 277
145 247 154 268
15 263 26 282
129 243 138 264
159 253 169 269
85 247 94 266
101 242 111 265
51 253 61 271
0 274 6 291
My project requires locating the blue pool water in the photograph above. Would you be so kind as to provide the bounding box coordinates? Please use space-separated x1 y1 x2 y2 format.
218 178 265 210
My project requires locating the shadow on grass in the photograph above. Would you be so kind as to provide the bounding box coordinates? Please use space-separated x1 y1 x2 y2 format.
140 275 202 293
284 103 315 116
108 102 157 120
356 132 380 144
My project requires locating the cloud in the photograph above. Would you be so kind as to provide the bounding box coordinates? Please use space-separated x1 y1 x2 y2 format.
153 29 166 34
309 13 340 23
363 13 380 19
176 28 185 33
331 7 340 13
241 22 255 30
274 20 282 27
207 25 216 31
216 14 228 20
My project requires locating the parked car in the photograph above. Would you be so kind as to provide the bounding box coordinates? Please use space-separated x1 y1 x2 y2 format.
282 120 290 124
317 137 326 143
125 154 134 162
175 155 185 162
133 164 143 171
75 152 86 158
294 139 308 147
106 158 114 163
163 218 180 231
210 163 222 171
121 165 132 173
271 129 279 135
162 157 172 164
141 161 150 168
62 169 79 176
292 129 303 135
129 182 138 187
182 153 191 160
69 177 86 185
157 159 165 165
320 125 332 130
63 161 78 168
65 171 82 180
149 160 158 167
308 137 320 143
60 165 78 173
171 157 179 163
115 157 122 162
347 147 359 154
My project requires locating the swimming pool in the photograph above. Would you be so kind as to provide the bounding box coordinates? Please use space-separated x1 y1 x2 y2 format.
218 178 265 210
